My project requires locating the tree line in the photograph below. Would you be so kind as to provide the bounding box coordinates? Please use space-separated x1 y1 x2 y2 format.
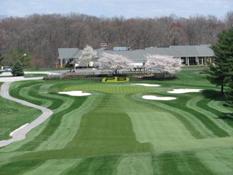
0 12 233 67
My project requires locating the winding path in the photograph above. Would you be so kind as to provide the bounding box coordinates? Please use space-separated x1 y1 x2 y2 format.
0 77 53 148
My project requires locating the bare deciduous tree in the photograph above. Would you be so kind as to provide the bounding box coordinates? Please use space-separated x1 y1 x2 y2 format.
0 12 231 67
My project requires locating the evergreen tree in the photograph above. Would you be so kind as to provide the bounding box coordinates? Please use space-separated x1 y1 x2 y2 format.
0 53 4 66
12 61 24 76
208 28 233 95
4 49 31 67
228 81 233 105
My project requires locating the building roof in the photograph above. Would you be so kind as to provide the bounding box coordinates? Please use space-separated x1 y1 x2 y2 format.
58 45 215 62
195 45 215 57
145 44 214 57
58 48 80 59
105 49 147 62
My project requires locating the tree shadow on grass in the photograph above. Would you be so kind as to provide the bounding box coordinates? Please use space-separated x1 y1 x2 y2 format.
203 89 232 109
218 113 233 128
202 90 233 121
218 113 233 121
201 89 225 101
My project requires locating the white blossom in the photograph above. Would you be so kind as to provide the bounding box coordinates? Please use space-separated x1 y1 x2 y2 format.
97 52 132 73
78 45 97 67
145 55 182 74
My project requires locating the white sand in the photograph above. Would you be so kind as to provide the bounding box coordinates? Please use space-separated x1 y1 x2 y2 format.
168 89 202 94
132 83 160 87
10 123 29 137
58 91 91 96
142 95 176 101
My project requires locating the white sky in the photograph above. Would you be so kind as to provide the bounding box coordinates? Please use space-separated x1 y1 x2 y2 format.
0 0 232 18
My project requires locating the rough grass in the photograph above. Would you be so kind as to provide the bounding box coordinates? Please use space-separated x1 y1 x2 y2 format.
0 69 233 174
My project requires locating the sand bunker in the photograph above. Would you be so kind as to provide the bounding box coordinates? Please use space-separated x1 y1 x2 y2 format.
10 123 29 137
168 89 202 94
142 95 176 101
58 91 91 96
132 83 160 87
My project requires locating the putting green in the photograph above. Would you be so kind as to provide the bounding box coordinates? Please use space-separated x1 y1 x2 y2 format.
0 69 233 174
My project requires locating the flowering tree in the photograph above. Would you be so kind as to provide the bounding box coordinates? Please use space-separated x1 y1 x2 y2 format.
145 55 182 74
78 45 97 67
97 52 132 75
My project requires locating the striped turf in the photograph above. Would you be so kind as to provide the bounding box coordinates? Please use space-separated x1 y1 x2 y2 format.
0 69 233 174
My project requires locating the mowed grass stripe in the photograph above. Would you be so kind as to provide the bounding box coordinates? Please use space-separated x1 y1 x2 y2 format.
37 83 75 113
36 95 98 150
186 95 232 136
127 111 196 153
27 83 64 110
61 94 151 156
36 83 74 111
194 95 233 131
116 155 153 175
134 96 211 138
64 156 119 175
196 148 233 174
206 100 233 128
208 100 233 113
160 94 228 138
122 95 198 152
18 96 86 151
22 159 81 175
152 152 214 175
10 81 85 151
65 111 151 156
27 84 53 107
10 81 43 105
11 81 64 110
0 159 45 175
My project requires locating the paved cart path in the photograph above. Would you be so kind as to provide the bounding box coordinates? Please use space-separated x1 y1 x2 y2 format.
0 77 53 148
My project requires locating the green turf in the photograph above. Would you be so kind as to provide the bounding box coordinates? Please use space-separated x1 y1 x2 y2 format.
0 69 233 174
0 84 41 140
64 156 119 175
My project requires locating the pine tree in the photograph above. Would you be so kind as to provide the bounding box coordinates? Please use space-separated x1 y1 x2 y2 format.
228 81 233 105
0 53 4 66
208 28 233 95
12 61 24 76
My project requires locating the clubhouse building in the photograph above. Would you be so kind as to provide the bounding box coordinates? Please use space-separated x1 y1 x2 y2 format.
58 44 215 68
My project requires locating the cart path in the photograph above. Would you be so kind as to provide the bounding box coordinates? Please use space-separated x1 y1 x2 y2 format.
0 77 53 148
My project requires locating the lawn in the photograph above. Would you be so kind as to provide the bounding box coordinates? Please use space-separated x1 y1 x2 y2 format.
0 68 233 175
0 83 41 140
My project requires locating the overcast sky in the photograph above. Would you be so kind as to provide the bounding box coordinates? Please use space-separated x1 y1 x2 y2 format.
0 0 232 18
